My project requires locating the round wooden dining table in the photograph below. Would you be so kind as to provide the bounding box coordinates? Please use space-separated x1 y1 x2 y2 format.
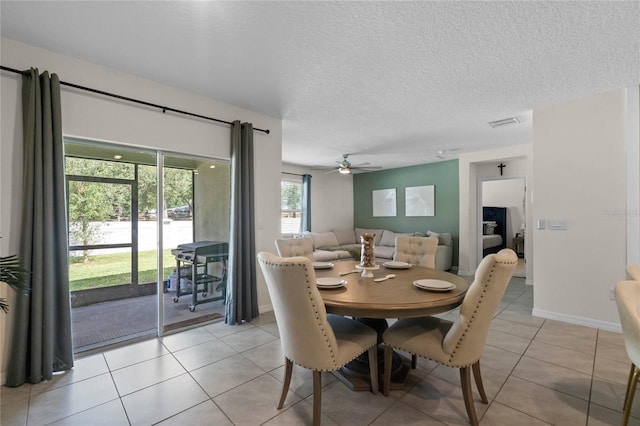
315 259 470 391
315 260 469 318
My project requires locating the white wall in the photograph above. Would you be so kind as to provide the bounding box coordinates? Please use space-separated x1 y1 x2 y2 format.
532 88 629 331
0 38 283 382
458 145 533 280
282 163 354 234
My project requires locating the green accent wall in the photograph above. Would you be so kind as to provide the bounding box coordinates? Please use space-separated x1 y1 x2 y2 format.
353 160 459 265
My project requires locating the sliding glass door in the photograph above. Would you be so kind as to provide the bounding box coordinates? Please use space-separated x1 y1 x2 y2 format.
65 138 229 353
161 153 230 332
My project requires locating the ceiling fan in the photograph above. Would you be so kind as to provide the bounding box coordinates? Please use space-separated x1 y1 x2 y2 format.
325 154 382 174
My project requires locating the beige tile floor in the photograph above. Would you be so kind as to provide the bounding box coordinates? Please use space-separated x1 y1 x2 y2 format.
2 277 638 425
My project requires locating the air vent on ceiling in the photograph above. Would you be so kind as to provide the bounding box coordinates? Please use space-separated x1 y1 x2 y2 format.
489 117 520 128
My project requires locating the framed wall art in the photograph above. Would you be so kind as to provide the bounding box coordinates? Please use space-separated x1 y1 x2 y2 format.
405 185 435 216
372 188 396 217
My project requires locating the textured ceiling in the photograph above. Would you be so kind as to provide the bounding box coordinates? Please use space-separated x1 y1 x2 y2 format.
1 1 639 170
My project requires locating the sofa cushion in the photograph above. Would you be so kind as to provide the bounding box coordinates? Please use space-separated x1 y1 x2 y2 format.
435 245 453 271
379 230 410 247
332 229 357 245
313 250 340 262
374 245 395 259
427 231 452 246
308 231 339 249
355 228 384 246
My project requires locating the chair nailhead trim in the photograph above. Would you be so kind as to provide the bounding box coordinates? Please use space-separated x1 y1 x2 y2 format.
265 258 340 368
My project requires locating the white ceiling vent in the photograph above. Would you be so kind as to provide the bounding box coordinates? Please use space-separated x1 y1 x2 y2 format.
489 117 520 128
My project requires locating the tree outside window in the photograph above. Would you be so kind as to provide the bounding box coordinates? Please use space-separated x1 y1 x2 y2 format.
281 180 303 234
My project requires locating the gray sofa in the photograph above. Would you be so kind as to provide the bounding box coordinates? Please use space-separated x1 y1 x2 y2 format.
303 228 454 271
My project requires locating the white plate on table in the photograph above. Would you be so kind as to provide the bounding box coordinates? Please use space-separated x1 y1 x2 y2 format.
413 279 456 292
316 277 346 289
382 261 412 269
313 262 334 269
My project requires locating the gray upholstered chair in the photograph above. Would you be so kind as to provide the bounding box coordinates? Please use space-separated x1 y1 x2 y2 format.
393 236 439 268
274 236 314 261
382 248 517 425
257 252 378 426
615 280 640 426
627 264 640 281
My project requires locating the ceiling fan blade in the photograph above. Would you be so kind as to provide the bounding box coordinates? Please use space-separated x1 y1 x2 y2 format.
351 166 382 172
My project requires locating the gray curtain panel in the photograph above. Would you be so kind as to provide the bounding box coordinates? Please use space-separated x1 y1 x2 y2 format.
7 68 74 386
225 121 258 324
302 174 312 232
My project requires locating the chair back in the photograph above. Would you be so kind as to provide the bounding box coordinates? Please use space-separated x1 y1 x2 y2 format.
628 264 640 281
394 236 438 268
443 249 517 365
616 280 640 366
274 237 314 261
257 251 343 370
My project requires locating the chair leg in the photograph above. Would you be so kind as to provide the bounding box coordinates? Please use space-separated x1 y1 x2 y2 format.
312 370 322 426
278 357 293 409
411 354 417 369
622 364 640 426
460 366 479 426
368 346 379 394
383 345 393 396
623 363 636 412
472 361 488 404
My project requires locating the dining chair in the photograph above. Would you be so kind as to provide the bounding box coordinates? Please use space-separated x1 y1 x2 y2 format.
628 264 640 281
382 248 517 426
615 280 640 426
257 251 379 426
393 235 439 268
274 236 314 261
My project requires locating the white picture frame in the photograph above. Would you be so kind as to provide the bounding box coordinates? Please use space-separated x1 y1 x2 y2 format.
405 185 435 216
372 188 396 217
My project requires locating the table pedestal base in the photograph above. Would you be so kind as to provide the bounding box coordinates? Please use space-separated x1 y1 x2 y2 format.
332 346 411 392
331 318 412 392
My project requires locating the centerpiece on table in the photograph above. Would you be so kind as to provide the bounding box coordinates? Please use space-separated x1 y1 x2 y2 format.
356 233 379 277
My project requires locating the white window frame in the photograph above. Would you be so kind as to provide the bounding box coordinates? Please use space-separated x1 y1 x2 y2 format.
280 175 304 236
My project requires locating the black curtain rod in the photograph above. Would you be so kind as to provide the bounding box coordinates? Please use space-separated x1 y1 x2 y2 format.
282 172 310 177
1 65 270 134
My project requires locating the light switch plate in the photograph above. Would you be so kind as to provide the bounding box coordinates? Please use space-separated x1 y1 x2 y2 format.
536 219 546 230
548 220 568 230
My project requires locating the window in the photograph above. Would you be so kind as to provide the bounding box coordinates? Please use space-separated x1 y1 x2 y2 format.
281 178 303 234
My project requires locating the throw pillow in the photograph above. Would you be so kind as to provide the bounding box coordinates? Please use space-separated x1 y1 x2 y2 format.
427 230 453 246
379 230 398 247
426 231 440 241
439 232 453 246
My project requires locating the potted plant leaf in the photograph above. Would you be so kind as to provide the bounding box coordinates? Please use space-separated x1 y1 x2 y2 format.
0 255 30 313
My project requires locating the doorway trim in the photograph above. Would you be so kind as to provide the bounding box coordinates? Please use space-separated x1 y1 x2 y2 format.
457 144 533 282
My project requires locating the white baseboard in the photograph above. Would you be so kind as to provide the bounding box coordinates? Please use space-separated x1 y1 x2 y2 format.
532 308 622 333
259 304 274 315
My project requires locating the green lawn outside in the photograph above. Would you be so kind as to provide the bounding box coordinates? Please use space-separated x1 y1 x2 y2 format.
69 249 175 291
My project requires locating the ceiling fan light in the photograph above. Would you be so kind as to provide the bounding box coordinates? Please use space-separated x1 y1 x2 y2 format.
339 166 351 174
